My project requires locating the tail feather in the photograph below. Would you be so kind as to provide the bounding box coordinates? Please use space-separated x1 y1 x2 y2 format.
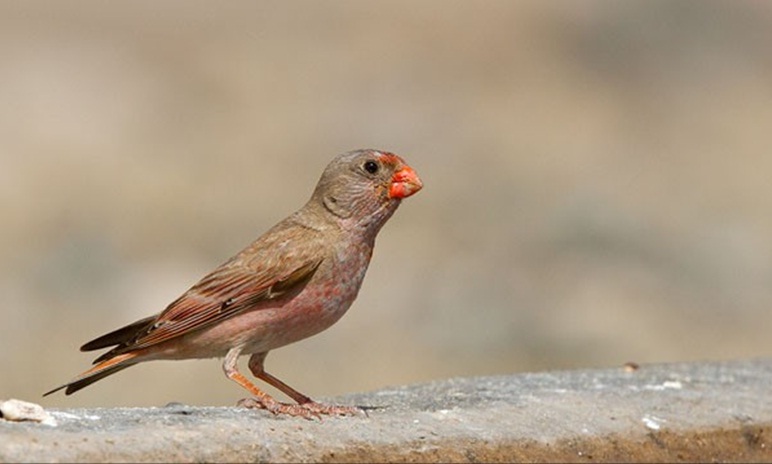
80 315 156 352
44 353 138 396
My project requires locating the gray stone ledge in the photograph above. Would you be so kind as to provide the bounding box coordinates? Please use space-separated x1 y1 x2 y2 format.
2 359 771 462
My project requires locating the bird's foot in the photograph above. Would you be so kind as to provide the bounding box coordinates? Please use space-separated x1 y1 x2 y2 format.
237 396 362 420
299 401 363 417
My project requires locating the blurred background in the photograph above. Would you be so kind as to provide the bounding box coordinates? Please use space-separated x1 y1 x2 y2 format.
2 1 771 408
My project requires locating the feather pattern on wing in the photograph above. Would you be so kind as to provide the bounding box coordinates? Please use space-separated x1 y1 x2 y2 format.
92 222 325 362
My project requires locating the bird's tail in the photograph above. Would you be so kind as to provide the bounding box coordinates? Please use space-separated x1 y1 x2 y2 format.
44 352 139 396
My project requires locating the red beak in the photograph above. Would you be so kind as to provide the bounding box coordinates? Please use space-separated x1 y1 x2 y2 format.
389 165 423 199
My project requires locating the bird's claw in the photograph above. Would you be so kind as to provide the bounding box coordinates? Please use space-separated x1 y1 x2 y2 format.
300 401 362 418
237 397 362 420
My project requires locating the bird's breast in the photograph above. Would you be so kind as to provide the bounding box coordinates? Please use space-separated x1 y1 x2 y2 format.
315 239 373 314
219 240 374 355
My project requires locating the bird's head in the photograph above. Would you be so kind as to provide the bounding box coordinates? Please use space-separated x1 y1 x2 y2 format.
310 149 423 232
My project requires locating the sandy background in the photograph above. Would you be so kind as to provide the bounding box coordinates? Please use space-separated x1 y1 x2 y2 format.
2 1 771 408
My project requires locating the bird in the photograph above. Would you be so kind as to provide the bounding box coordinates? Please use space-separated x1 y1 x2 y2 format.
44 149 423 418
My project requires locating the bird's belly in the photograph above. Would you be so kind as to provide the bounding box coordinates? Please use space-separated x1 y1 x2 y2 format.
238 290 356 355
164 275 362 359
241 253 370 354
154 245 371 360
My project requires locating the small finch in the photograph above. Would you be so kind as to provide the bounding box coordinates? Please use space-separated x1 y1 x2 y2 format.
45 149 422 418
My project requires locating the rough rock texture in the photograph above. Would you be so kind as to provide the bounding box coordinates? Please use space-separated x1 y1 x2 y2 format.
2 359 771 463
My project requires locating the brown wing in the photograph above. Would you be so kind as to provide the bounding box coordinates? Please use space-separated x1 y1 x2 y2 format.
93 222 325 361
133 260 320 348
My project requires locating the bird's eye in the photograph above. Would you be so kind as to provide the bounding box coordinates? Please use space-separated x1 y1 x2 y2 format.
363 160 379 174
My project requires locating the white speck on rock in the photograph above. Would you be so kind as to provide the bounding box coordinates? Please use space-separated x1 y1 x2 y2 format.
0 399 57 426
642 415 664 430
645 380 683 391
630 380 684 392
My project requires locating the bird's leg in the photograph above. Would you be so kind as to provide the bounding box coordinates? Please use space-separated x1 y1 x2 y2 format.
247 352 311 404
246 351 362 417
223 347 319 419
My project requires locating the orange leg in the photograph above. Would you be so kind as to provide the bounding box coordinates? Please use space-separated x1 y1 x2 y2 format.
223 347 316 418
248 352 313 404
223 348 360 419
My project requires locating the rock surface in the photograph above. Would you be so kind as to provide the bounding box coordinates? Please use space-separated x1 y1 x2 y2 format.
3 359 771 462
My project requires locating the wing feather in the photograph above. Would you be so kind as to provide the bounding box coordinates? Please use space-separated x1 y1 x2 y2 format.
94 222 325 361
